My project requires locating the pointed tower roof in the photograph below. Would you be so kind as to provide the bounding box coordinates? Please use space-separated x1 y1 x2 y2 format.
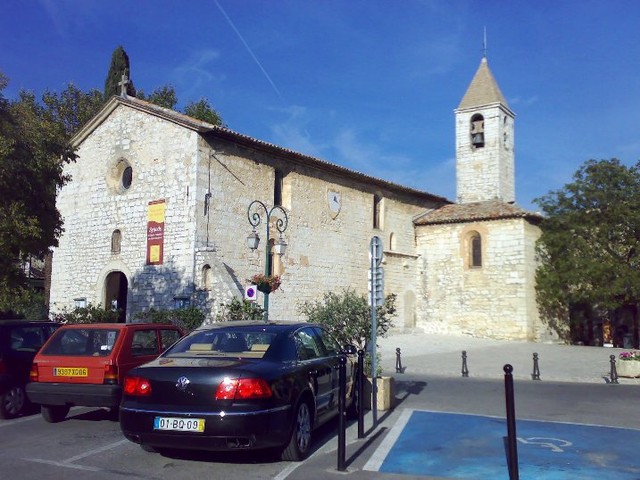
457 57 509 110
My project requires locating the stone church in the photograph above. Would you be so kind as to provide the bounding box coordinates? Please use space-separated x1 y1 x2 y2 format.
49 56 552 341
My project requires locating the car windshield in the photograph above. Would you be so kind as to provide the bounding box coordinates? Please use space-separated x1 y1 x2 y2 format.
165 328 278 359
41 328 120 357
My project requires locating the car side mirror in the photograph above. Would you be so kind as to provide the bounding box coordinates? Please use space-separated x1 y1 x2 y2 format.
342 344 357 355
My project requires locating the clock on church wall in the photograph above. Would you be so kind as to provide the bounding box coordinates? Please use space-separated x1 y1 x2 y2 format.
327 190 341 219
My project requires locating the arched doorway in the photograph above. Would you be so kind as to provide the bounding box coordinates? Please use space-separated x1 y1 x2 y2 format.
105 271 128 323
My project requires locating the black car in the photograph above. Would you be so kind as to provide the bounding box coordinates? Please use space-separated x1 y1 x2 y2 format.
0 320 60 419
120 321 358 460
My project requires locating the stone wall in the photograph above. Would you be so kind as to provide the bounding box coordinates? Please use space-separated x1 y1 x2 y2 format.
416 217 540 340
455 104 515 203
50 104 201 318
51 102 441 328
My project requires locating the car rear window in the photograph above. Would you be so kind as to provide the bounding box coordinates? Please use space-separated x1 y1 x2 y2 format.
166 328 278 359
42 328 120 357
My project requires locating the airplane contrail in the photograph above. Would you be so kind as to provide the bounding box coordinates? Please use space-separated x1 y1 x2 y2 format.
214 0 284 102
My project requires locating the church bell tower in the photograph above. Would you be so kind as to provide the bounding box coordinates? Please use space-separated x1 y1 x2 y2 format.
455 56 515 204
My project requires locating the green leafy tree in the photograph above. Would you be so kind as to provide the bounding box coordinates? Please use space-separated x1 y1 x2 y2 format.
137 84 178 110
104 45 136 98
0 75 76 304
298 288 396 351
41 83 104 139
534 159 640 339
184 97 224 126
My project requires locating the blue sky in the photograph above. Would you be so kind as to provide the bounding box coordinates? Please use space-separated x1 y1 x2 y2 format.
2 1 640 210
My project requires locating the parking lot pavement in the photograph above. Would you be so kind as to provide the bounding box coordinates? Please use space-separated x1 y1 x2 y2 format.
377 331 640 385
284 332 640 480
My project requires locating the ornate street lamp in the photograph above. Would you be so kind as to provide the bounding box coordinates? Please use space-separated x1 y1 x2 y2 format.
247 200 289 321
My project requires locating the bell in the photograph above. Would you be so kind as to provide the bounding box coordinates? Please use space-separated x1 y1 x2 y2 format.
472 133 484 146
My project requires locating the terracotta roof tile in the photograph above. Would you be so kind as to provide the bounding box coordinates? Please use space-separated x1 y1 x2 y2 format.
414 199 542 225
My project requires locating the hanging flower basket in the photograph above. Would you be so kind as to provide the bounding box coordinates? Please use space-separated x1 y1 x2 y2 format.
250 274 281 294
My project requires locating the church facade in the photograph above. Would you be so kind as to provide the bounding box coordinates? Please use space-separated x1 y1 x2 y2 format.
49 57 553 341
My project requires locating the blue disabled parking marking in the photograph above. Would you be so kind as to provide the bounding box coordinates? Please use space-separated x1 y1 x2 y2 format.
364 409 640 479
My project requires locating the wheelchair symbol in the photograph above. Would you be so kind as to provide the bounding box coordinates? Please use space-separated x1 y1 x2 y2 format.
518 437 572 453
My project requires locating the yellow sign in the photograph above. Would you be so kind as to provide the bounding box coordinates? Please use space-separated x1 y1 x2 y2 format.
147 199 166 265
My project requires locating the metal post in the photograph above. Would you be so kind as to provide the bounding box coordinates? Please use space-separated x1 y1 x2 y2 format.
357 349 365 439
395 347 403 373
531 353 541 380
337 355 347 472
461 350 469 377
247 200 288 322
609 354 619 384
369 239 379 426
504 364 519 480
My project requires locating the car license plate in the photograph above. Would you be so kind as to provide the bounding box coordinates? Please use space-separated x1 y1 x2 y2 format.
154 417 205 433
54 367 88 377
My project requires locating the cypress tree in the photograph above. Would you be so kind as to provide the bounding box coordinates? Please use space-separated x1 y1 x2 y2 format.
104 46 136 99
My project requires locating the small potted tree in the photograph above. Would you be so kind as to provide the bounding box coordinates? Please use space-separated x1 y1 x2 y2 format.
298 288 397 410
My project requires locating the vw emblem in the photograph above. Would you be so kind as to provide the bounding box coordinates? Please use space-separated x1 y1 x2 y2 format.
176 376 190 391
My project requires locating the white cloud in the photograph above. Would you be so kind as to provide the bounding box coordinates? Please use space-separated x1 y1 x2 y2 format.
269 105 326 159
173 49 224 99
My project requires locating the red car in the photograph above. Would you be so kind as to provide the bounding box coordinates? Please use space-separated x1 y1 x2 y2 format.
26 322 183 423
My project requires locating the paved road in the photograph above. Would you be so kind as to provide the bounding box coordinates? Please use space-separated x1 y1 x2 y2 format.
283 332 640 479
2 332 638 479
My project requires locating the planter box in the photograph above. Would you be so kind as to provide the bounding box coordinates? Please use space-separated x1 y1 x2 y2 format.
363 376 395 411
617 360 640 378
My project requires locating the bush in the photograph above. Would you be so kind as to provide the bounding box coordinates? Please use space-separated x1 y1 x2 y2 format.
133 306 205 333
298 288 396 351
215 297 264 321
298 289 396 377
51 303 120 324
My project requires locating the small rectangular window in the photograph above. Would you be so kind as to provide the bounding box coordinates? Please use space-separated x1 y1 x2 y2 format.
373 195 382 229
274 169 283 206
174 297 190 309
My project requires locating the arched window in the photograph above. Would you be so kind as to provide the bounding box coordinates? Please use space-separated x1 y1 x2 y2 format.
470 232 482 267
111 229 121 254
470 114 485 148
202 264 212 289
389 232 396 251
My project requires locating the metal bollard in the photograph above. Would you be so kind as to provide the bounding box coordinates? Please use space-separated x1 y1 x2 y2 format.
395 347 403 373
531 353 541 380
609 354 619 384
357 349 365 439
504 364 520 480
461 350 469 377
337 355 347 471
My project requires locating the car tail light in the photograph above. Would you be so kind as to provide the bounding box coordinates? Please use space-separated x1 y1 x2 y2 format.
103 364 118 385
215 377 272 400
29 363 39 382
123 376 152 396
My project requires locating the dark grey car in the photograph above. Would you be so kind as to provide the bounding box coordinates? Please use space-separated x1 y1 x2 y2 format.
0 320 60 418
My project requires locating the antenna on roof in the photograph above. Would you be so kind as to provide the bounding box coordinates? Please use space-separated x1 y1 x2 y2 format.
483 26 487 59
